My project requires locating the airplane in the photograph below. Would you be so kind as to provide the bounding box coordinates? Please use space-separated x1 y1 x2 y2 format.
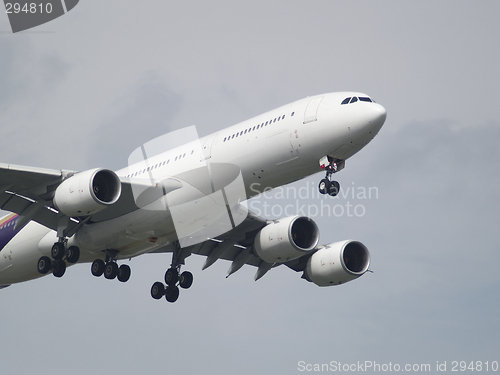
0 92 386 302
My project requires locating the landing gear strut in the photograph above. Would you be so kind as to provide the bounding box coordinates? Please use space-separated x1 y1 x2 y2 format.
91 250 131 283
318 161 341 197
151 241 193 303
37 239 80 278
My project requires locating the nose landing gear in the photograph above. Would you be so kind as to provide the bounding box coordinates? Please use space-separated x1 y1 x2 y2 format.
318 161 341 197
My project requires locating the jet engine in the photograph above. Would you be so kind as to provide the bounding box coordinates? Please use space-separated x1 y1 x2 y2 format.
53 168 122 216
254 216 319 263
304 240 370 286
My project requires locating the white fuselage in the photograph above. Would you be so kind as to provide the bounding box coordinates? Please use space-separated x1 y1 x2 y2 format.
0 92 386 285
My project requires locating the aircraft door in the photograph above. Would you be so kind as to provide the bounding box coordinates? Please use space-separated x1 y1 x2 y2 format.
201 133 218 160
303 96 324 124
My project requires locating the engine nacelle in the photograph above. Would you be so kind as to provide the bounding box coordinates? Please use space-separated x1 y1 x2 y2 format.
254 216 319 263
305 240 370 286
53 168 121 216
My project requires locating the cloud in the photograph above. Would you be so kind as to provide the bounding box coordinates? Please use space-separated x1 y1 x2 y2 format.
86 73 182 170
0 39 69 110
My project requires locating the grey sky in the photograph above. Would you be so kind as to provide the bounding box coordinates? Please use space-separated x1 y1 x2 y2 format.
1 1 499 374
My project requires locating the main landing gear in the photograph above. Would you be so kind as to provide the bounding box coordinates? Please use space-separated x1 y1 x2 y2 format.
151 241 193 303
318 161 341 197
37 240 81 278
91 250 131 283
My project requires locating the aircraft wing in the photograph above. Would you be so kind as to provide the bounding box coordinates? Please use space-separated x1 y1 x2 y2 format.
0 163 309 278
0 163 144 235
150 206 311 279
0 163 79 233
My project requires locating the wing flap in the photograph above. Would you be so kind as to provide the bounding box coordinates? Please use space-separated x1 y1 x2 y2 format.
0 192 34 215
151 207 269 272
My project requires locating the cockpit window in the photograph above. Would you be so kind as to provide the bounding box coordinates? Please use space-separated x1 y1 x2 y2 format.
342 96 375 105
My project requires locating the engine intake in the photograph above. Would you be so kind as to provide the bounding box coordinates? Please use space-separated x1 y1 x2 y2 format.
53 168 121 216
254 216 319 263
305 240 370 286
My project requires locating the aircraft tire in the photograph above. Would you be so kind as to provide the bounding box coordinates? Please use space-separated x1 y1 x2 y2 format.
164 268 178 286
91 259 105 277
117 264 131 282
151 282 165 299
104 262 118 280
179 271 193 289
66 246 80 264
51 242 66 260
52 260 66 278
328 181 340 197
165 285 179 303
37 256 52 274
318 179 330 195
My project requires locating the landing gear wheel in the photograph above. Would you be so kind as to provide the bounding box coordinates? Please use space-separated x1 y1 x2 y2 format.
179 271 193 289
66 246 80 264
91 259 105 277
117 264 131 282
104 262 118 279
151 282 165 299
164 267 179 285
328 181 340 197
318 179 331 195
165 285 180 303
37 256 52 274
51 242 66 260
52 260 66 278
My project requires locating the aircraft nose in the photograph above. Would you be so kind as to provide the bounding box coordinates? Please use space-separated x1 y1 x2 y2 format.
364 103 386 134
371 103 387 126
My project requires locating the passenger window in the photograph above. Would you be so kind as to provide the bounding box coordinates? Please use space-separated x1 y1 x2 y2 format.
341 97 351 105
350 97 358 103
291 112 294 116
223 137 226 142
244 129 247 134
257 125 260 129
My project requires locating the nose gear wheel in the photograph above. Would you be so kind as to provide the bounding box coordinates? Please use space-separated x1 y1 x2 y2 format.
318 161 341 197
